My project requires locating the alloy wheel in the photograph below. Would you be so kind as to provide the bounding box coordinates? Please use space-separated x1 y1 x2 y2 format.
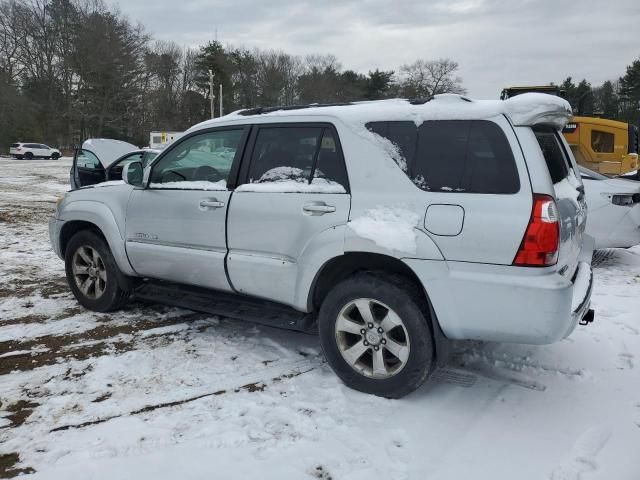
72 245 107 299
335 298 410 379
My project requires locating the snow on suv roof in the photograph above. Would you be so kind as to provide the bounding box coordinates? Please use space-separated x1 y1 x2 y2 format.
188 93 572 133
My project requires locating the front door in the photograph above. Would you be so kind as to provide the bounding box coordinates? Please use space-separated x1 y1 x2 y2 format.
227 124 351 308
125 127 248 290
72 149 106 188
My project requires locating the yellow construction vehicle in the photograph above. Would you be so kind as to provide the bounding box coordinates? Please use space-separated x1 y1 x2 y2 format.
501 86 639 176
562 117 638 176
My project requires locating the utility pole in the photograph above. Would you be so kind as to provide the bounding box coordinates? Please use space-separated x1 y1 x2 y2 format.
209 70 215 119
219 84 223 117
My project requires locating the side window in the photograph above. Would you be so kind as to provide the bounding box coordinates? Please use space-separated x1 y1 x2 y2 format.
533 126 571 184
248 127 322 184
415 121 470 191
366 120 519 193
150 129 244 188
591 130 614 153
76 150 101 170
311 129 349 189
463 121 520 194
367 121 417 172
629 125 638 154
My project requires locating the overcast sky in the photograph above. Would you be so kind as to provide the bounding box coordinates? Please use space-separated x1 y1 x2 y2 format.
115 0 639 99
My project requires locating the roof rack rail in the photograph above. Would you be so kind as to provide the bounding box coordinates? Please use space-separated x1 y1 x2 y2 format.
238 102 354 116
408 97 433 105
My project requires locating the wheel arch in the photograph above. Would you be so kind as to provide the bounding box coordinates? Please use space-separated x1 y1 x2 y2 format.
309 252 448 359
57 201 137 277
60 220 103 257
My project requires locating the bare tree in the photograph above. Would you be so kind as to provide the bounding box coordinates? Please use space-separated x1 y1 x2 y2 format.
399 58 466 98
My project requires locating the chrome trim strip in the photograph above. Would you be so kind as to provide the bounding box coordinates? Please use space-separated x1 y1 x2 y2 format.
126 238 226 254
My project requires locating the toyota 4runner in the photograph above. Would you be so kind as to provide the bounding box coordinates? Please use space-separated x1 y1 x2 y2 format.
50 93 594 398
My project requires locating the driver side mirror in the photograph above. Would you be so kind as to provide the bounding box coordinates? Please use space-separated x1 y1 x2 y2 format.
122 161 144 187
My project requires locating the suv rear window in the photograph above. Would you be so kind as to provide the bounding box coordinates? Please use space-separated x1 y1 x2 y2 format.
366 120 520 194
10 143 20 148
532 126 571 183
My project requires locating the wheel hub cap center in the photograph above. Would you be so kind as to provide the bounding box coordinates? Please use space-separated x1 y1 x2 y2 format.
365 330 382 346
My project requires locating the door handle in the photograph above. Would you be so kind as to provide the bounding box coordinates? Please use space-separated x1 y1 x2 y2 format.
303 203 336 215
199 199 225 209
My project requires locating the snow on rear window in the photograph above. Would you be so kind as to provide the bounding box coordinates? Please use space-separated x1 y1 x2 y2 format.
366 120 519 194
236 179 345 193
256 166 307 183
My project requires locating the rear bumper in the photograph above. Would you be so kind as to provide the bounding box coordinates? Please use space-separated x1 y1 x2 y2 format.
403 239 594 345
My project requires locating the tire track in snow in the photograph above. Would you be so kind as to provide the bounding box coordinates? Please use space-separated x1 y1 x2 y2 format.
48 357 321 433
549 426 611 480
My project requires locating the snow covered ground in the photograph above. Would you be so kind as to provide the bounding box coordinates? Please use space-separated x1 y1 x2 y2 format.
1 158 639 479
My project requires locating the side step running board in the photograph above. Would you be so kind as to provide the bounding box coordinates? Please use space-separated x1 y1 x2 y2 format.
133 281 316 333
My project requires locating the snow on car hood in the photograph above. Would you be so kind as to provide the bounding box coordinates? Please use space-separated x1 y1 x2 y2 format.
81 138 138 168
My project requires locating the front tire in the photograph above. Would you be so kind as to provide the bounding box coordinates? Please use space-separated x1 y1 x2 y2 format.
65 230 129 312
318 272 435 398
51 152 60 160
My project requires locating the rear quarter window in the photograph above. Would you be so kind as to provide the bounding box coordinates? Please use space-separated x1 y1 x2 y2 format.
532 126 571 184
366 120 520 194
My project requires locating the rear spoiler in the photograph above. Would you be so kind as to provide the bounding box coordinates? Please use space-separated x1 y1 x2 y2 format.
503 93 573 130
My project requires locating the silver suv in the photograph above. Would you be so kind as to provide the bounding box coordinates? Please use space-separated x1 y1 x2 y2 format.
50 94 594 398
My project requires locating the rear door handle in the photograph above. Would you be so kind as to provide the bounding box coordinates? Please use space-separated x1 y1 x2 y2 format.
303 203 336 215
199 199 225 209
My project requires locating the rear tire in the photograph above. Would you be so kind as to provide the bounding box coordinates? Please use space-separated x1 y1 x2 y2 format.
24 152 33 160
318 272 435 398
65 230 129 312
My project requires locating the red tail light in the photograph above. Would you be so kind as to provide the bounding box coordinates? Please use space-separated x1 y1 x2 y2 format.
513 194 559 267
16 147 21 151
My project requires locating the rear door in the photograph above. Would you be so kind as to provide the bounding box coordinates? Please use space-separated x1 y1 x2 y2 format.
226 124 351 307
532 125 588 273
37 144 50 157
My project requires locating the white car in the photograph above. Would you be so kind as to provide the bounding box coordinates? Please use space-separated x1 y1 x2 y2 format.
10 142 61 160
579 165 640 248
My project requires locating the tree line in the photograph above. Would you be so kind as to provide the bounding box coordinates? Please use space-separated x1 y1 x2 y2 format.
1 0 639 152
0 0 465 151
556 69 640 127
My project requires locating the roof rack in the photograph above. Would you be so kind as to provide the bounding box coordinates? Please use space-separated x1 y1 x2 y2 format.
237 102 355 116
235 96 455 116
